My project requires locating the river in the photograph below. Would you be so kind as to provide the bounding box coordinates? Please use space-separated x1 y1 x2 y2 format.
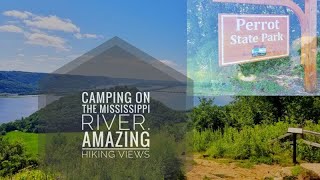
0 96 38 124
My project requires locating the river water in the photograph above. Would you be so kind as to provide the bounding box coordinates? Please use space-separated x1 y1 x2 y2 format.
0 96 38 124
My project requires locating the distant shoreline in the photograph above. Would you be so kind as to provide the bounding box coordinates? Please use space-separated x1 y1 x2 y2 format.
0 93 40 98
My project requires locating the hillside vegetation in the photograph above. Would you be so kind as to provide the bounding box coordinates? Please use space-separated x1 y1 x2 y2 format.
0 71 44 95
0 86 187 134
4 131 39 157
0 134 38 177
0 86 189 179
190 97 320 164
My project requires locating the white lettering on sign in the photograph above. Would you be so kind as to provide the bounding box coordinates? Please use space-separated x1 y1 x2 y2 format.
236 19 280 31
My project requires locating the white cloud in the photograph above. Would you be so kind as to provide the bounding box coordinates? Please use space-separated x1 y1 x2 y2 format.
24 15 80 33
0 25 23 33
3 10 32 19
74 33 103 39
29 28 44 33
0 58 62 73
7 20 20 24
33 54 49 58
25 33 69 51
1 10 102 52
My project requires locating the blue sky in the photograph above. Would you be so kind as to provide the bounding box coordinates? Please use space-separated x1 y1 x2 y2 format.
0 0 186 73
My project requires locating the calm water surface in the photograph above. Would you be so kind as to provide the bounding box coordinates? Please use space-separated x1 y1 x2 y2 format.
0 96 38 124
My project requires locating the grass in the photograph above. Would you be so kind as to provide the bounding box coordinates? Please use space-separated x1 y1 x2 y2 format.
234 79 285 95
291 166 302 177
2 131 84 158
4 131 40 157
191 121 320 165
1 169 54 180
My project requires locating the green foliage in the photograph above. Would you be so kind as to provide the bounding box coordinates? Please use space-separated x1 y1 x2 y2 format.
291 166 302 177
227 97 277 127
189 96 320 164
0 86 189 178
191 122 292 164
187 0 308 95
0 136 38 177
0 113 39 133
234 79 285 95
0 86 187 135
189 98 227 131
190 130 217 152
192 121 320 164
4 131 39 158
0 71 44 95
297 121 320 162
3 169 53 180
190 96 320 133
188 96 320 163
239 57 291 77
40 131 186 179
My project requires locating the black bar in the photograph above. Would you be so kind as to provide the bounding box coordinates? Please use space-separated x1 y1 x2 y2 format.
293 133 297 164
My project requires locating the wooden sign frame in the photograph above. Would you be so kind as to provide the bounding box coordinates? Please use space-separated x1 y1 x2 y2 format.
213 0 318 93
218 14 290 66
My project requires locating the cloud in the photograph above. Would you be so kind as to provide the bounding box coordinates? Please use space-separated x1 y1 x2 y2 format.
74 33 103 39
3 10 32 19
24 15 80 33
1 10 102 51
25 33 69 51
29 28 44 33
0 58 63 73
0 25 24 33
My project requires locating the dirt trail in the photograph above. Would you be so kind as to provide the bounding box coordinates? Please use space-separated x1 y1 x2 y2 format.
301 163 320 176
186 156 320 180
186 157 284 179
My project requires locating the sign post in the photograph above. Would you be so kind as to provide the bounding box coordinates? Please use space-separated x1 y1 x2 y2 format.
288 128 303 164
214 0 318 93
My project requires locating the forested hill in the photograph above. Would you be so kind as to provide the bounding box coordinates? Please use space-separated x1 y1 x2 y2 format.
0 86 187 133
0 71 45 95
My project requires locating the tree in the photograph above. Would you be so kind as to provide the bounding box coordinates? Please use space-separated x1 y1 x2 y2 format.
0 137 38 177
227 97 277 128
190 98 226 131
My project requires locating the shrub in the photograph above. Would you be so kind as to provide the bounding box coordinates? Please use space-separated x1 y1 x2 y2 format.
0 131 6 136
0 137 38 177
192 121 320 164
192 122 294 163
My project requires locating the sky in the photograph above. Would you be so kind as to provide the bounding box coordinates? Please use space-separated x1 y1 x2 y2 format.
0 0 186 73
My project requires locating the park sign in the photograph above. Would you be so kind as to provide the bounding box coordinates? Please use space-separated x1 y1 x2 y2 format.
219 14 289 66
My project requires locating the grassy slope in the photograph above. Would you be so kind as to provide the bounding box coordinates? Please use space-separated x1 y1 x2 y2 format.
4 131 39 157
